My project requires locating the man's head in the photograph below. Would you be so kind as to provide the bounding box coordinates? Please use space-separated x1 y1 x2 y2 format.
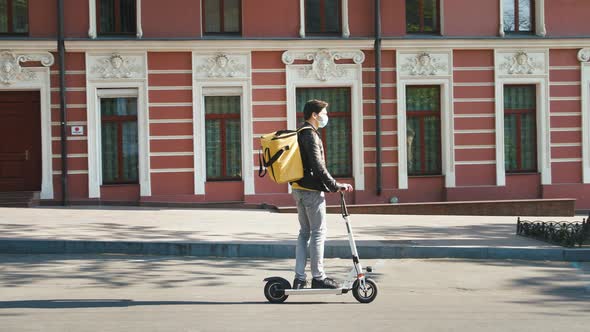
303 99 328 120
303 99 329 129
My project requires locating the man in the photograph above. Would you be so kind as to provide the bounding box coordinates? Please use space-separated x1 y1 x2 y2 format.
290 99 354 290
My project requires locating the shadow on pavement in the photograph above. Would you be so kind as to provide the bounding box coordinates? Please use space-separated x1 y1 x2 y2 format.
442 259 590 306
0 299 353 309
0 254 383 289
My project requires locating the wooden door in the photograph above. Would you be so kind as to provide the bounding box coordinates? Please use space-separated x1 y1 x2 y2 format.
0 91 41 191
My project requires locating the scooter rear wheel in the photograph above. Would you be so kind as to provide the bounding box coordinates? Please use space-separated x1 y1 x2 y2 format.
352 278 378 303
264 280 289 303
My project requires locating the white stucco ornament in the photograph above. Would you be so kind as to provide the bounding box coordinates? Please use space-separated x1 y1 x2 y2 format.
282 49 365 81
0 50 54 85
401 52 447 76
91 53 142 79
501 51 542 75
578 48 590 63
200 53 246 78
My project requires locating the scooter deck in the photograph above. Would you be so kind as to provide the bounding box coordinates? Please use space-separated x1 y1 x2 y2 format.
284 288 348 295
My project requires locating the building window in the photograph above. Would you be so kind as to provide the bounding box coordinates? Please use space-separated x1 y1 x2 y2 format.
503 0 533 33
203 0 241 35
97 0 137 35
406 86 442 176
305 0 341 35
205 96 242 181
504 85 537 173
0 0 28 34
296 87 352 178
100 97 139 184
406 0 440 34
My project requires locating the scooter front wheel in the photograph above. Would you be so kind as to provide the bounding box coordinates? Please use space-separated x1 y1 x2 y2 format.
352 278 378 303
264 280 289 303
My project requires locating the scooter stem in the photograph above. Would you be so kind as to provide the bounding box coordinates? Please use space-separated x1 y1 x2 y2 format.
340 191 350 217
340 192 364 286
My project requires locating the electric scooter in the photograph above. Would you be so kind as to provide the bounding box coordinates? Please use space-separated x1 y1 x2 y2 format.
263 192 378 304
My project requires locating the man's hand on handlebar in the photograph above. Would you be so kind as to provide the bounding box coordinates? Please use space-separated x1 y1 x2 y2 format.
338 184 354 192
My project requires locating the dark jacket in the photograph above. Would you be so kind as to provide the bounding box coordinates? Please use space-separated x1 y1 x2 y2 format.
293 122 342 192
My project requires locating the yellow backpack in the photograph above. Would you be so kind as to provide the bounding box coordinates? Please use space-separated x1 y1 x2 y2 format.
258 127 311 184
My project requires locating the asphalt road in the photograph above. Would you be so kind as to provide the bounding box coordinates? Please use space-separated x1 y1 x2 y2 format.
0 254 588 332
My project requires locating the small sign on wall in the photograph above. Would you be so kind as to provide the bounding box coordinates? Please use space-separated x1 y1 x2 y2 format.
71 126 84 136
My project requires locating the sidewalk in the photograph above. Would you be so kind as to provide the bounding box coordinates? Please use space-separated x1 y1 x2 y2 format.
0 206 588 261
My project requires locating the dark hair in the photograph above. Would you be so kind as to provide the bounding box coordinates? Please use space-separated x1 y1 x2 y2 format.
303 99 328 120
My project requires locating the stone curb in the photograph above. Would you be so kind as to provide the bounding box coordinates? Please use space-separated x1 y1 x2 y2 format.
1 239 589 261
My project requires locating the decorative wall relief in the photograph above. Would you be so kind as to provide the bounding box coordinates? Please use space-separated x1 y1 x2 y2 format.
496 50 547 76
500 51 542 75
199 53 246 78
401 52 448 76
282 49 365 81
194 53 250 80
90 53 144 79
398 51 450 77
0 51 54 85
578 48 590 63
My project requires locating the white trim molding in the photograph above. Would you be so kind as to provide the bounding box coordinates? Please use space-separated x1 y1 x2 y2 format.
439 0 445 36
282 48 365 190
193 52 254 196
535 0 547 37
0 50 54 199
89 0 96 39
88 0 143 39
494 49 551 186
85 52 150 198
64 39 590 53
499 0 546 37
299 0 350 38
136 0 143 38
579 48 590 183
396 50 455 189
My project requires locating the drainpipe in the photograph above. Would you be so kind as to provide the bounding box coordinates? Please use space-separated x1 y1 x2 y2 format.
374 0 382 196
58 0 68 205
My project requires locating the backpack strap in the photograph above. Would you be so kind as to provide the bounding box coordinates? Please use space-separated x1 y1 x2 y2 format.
263 146 290 168
296 126 313 133
258 149 267 178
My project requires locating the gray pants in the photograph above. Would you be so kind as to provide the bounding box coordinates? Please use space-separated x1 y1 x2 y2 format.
292 189 327 281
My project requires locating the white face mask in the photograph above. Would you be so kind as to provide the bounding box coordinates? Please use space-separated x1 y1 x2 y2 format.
317 113 329 128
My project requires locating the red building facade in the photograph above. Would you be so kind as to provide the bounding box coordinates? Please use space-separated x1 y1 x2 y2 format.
2 0 590 208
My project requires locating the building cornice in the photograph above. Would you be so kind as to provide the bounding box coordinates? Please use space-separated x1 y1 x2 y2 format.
0 41 57 51
61 38 590 52
382 38 590 50
3 38 590 53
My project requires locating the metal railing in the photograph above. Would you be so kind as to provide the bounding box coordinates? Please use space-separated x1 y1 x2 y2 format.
516 217 590 248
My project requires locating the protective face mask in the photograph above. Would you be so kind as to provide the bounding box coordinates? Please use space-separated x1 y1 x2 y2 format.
317 113 329 128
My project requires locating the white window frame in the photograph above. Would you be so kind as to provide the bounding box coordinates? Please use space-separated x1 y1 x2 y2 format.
88 0 143 39
192 51 253 196
396 50 455 190
299 0 350 38
499 0 546 37
194 85 253 195
494 49 551 186
397 81 455 189
94 88 142 187
86 52 150 198
88 85 149 198
579 49 590 183
495 81 550 185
